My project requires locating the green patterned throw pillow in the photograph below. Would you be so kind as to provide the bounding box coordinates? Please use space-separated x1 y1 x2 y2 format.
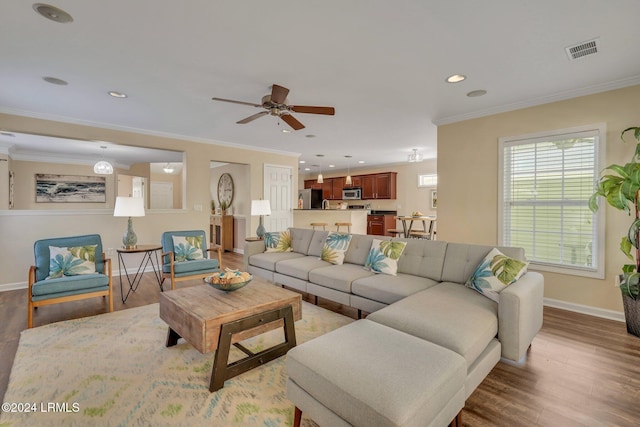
320 232 352 265
48 245 97 278
265 230 293 253
465 248 529 302
172 235 204 262
364 239 407 276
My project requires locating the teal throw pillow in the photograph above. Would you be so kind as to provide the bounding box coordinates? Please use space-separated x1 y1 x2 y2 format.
265 230 293 253
465 248 529 302
363 239 407 276
48 245 97 278
172 235 204 262
320 232 352 265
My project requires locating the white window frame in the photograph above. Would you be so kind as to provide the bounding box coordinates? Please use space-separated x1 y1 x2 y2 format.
498 123 606 279
418 173 438 187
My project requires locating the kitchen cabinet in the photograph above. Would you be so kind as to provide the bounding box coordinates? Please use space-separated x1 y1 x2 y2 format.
367 214 398 236
304 172 396 200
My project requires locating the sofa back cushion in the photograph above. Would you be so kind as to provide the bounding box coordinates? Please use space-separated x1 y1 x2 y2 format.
441 242 525 285
289 228 316 255
395 238 448 281
344 234 391 265
308 230 330 257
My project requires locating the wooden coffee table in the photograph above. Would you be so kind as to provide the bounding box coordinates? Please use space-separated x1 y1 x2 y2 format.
159 278 302 392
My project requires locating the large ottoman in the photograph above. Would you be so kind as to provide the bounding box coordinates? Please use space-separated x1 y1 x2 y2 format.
286 320 466 427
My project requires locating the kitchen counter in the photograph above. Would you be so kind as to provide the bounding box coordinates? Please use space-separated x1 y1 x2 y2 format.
292 209 367 234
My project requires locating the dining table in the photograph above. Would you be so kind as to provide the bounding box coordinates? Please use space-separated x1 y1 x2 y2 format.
395 215 437 238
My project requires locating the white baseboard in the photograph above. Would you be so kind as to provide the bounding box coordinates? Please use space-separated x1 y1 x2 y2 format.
544 297 625 322
0 282 27 292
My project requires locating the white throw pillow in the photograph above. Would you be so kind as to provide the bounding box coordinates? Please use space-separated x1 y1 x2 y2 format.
363 239 407 276
320 232 352 265
48 245 97 278
172 235 204 262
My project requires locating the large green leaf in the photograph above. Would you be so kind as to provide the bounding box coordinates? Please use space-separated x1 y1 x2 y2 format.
621 271 640 299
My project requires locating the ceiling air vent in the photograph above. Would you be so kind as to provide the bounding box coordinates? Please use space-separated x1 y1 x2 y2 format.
565 38 599 61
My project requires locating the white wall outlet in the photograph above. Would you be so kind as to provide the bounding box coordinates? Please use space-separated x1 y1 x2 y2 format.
107 248 115 256
194 204 203 211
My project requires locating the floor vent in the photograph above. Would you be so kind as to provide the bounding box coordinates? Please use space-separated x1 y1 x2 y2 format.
565 38 599 60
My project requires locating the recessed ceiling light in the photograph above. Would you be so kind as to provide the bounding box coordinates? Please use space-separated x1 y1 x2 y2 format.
42 76 68 85
315 154 324 157
329 164 335 168
282 129 291 133
304 167 310 171
33 3 73 23
446 74 466 83
306 135 316 138
467 90 487 97
358 160 365 164
108 91 127 98
299 160 306 164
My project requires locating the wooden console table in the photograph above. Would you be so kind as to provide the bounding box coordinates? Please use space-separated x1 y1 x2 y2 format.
210 214 234 252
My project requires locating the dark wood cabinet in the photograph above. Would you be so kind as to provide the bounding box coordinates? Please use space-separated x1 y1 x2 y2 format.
305 172 396 200
367 214 385 235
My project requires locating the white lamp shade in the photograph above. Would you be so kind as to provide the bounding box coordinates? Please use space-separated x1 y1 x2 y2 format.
114 197 145 217
251 199 271 216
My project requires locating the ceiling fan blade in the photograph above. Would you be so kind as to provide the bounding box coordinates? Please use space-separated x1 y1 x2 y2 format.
280 113 305 130
212 97 262 108
290 105 335 115
236 111 269 124
271 84 290 104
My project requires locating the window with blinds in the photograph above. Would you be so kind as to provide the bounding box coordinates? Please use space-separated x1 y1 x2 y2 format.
498 125 605 278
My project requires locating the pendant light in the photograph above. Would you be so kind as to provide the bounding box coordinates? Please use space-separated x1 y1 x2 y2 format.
317 165 324 184
94 146 114 174
408 148 423 163
345 155 352 186
163 163 175 174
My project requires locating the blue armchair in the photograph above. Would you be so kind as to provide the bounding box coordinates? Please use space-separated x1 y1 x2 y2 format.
161 230 222 290
28 234 113 328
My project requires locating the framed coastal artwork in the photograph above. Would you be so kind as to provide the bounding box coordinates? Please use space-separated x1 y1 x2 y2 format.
35 174 106 203
431 190 437 209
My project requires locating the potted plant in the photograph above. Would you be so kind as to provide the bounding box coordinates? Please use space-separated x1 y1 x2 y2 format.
220 200 228 215
211 199 216 214
590 126 640 337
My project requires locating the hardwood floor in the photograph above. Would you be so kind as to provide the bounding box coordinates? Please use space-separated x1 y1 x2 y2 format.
2 251 640 425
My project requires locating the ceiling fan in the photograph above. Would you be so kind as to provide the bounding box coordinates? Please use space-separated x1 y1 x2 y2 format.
212 84 335 130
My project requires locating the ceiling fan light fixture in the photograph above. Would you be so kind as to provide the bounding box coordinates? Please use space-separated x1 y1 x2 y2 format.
446 74 466 83
408 148 423 163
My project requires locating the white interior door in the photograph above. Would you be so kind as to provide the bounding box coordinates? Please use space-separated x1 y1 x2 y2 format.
150 181 173 209
263 164 292 232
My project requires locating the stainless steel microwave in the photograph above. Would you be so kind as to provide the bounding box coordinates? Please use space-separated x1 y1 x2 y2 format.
342 187 362 200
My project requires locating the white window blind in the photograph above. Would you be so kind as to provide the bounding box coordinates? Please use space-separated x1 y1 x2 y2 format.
499 125 605 278
418 173 438 187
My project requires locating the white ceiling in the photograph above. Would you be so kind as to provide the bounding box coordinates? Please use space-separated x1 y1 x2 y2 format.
1 1 640 171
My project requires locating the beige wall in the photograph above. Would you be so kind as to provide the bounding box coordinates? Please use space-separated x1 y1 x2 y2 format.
0 113 297 287
438 84 640 313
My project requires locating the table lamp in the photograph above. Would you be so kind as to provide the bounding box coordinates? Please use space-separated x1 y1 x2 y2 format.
251 199 271 239
114 196 145 249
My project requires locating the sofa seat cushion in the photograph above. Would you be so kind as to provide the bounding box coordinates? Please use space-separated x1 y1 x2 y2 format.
286 319 466 427
351 273 439 305
275 256 331 281
367 282 498 367
31 273 109 298
249 252 305 271
308 263 375 293
162 258 218 275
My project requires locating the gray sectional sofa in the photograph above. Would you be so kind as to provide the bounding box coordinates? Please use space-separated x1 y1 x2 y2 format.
244 228 544 403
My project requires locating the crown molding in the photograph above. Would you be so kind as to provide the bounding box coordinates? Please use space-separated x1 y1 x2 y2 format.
433 75 640 126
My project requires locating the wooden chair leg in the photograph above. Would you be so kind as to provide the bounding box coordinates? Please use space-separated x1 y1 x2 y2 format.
294 406 302 427
449 409 463 427
28 301 33 329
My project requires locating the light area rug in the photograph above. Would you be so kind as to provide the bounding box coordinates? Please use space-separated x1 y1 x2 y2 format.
1 301 353 427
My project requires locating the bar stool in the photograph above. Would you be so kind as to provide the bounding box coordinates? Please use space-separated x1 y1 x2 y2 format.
387 229 404 238
311 222 328 230
335 222 352 233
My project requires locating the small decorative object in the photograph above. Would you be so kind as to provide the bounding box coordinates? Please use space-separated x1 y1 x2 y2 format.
431 190 437 209
217 173 234 209
210 199 216 214
590 126 640 337
205 269 252 292
411 211 423 217
251 199 272 239
219 200 228 215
